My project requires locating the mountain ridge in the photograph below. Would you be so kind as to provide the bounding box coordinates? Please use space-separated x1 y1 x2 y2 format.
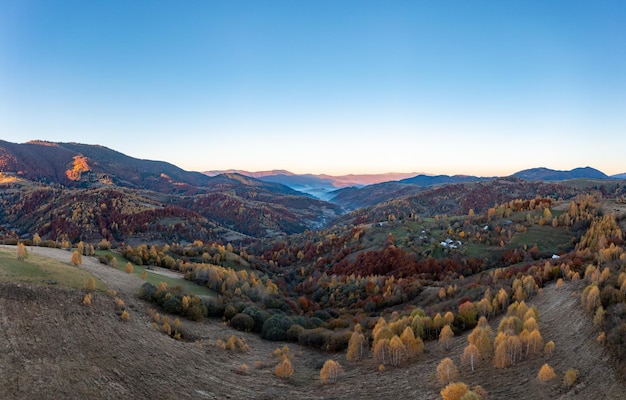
512 166 609 181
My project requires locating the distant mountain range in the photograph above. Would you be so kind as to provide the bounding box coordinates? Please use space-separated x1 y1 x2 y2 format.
512 166 610 181
204 170 420 200
1 139 625 204
2 139 626 243
205 166 625 201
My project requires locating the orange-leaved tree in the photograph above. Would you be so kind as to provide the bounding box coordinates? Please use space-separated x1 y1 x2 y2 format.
461 343 480 372
275 355 293 379
537 363 556 382
437 357 458 385
388 335 406 366
320 359 342 384
70 250 82 266
440 382 468 400
400 326 424 359
85 277 96 292
439 325 454 350
346 328 366 362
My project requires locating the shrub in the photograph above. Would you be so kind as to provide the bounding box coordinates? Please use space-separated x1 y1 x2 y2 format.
230 313 255 332
98 239 111 250
312 310 332 321
115 297 125 309
563 368 579 388
82 293 92 306
138 282 157 301
298 327 332 349
121 310 131 321
163 295 183 314
262 315 294 341
242 306 270 332
85 277 96 292
328 330 352 352
185 297 207 321
204 297 225 317
459 390 482 400
544 340 555 357
224 304 239 321
225 335 249 352
286 324 305 341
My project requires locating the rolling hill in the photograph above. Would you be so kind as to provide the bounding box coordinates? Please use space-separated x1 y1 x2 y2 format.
2 141 626 399
512 166 609 181
0 141 342 241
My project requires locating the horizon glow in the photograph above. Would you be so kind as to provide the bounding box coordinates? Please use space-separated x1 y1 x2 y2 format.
1 1 625 176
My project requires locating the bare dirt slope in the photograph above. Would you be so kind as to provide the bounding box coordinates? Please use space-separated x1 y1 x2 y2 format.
1 246 625 399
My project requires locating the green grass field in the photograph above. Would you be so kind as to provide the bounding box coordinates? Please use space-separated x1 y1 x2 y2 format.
0 247 107 291
95 250 217 297
506 225 574 254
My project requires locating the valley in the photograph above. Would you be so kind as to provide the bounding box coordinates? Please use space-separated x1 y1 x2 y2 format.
0 246 623 399
1 140 626 399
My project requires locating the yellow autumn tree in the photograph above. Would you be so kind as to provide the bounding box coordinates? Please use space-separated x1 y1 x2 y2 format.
440 382 468 400
320 359 342 383
443 311 455 327
497 288 509 312
400 326 423 359
346 330 366 362
461 343 480 372
493 332 511 368
388 335 406 366
373 338 390 365
275 355 293 379
468 326 493 360
537 363 556 382
437 357 458 385
523 317 538 332
125 262 133 274
563 368 579 388
17 242 28 261
156 281 167 294
439 324 454 350
528 329 544 356
544 340 555 357
85 277 96 292
70 250 82 266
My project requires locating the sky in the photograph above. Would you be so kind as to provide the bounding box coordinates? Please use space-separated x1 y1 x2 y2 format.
1 1 625 176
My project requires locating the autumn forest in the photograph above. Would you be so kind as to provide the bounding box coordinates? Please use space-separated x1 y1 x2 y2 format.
1 141 626 399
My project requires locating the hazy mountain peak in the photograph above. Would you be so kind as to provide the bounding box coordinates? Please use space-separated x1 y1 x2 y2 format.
512 166 608 181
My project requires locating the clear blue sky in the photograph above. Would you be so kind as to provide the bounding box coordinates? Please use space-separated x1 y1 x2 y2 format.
1 1 625 176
